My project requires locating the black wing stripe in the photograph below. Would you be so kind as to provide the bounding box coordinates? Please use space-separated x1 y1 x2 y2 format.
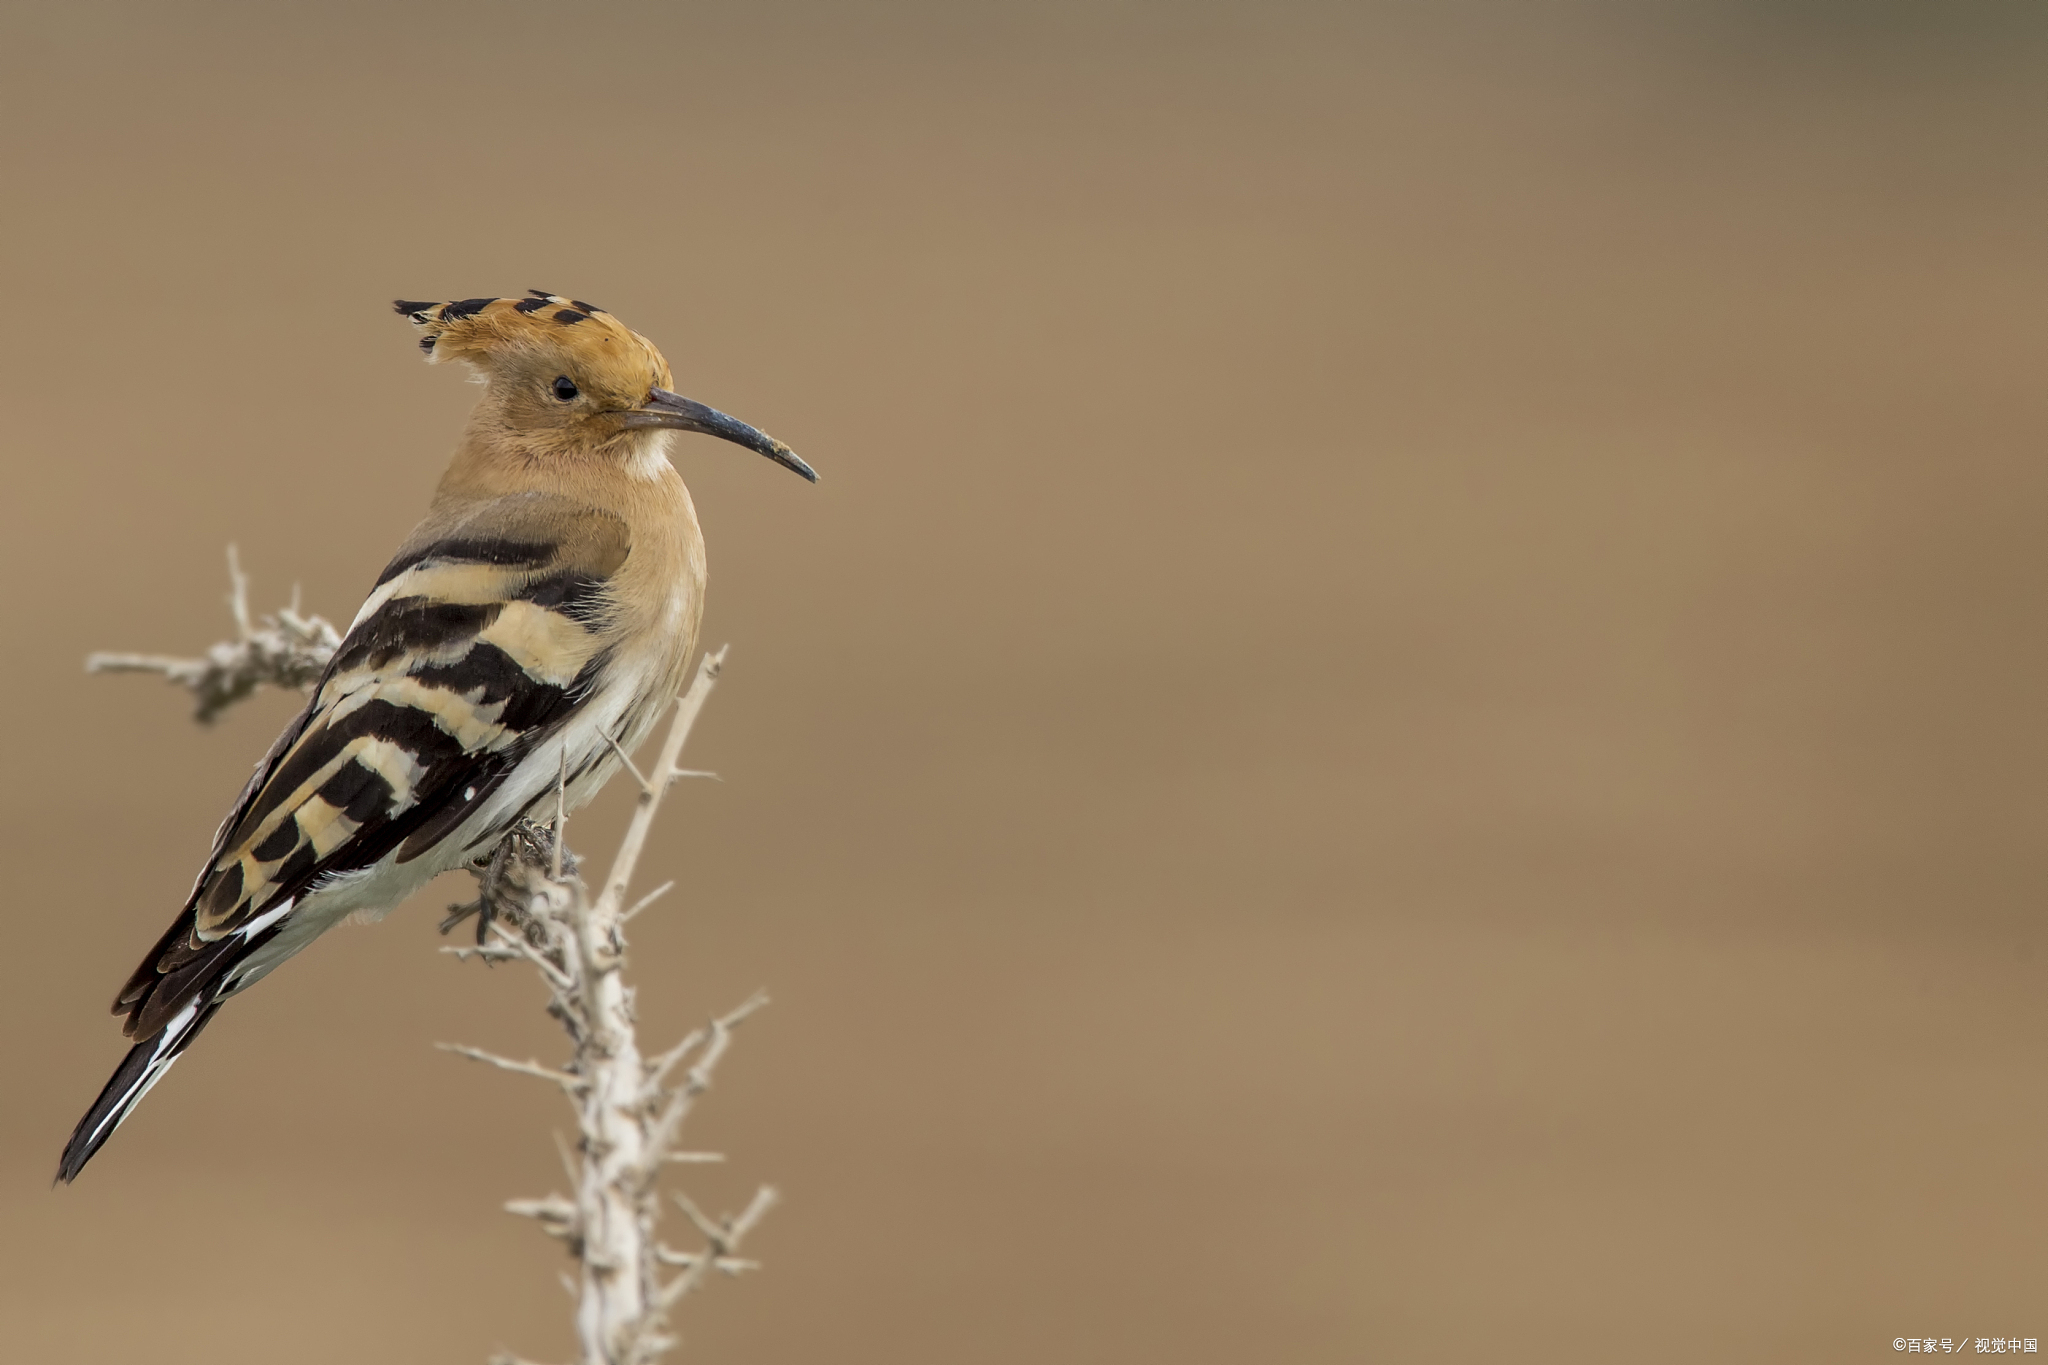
331 599 504 676
249 818 301 863
394 754 519 863
371 495 629 591
191 861 245 937
226 697 460 855
330 754 406 823
374 536 561 586
410 642 570 730
269 839 321 899
516 568 611 618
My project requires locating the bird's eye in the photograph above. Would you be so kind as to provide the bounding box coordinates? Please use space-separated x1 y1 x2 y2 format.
552 376 579 402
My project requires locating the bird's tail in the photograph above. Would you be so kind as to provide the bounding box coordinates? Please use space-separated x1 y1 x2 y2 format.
56 999 219 1184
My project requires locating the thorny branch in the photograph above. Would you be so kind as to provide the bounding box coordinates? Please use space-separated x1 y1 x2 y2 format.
449 649 774 1365
91 555 774 1365
86 546 340 722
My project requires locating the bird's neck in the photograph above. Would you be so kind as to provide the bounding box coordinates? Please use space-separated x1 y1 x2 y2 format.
436 423 668 501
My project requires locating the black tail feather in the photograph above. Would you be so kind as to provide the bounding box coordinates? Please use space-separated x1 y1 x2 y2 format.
56 1002 221 1184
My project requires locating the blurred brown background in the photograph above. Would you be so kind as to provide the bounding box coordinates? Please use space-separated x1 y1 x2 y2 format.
2 2 2046 1361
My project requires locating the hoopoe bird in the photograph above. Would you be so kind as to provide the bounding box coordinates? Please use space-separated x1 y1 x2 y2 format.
58 293 815 1183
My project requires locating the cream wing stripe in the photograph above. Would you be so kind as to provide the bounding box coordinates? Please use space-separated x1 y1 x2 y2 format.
480 601 603 685
350 559 544 629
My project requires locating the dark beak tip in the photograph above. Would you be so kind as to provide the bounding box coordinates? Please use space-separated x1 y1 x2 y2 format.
642 388 817 483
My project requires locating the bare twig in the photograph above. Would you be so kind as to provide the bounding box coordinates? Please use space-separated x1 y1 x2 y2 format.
439 944 526 965
596 649 726 919
436 1044 585 1093
644 994 768 1164
87 546 340 722
600 725 655 795
658 1186 779 1309
225 544 253 638
645 1028 709 1094
505 1195 579 1237
552 749 568 882
620 881 676 925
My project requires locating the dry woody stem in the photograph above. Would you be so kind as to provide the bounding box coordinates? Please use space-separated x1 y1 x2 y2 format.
85 546 342 722
94 554 773 1365
447 648 775 1365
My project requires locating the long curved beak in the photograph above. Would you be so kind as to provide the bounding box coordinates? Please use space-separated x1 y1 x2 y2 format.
620 388 818 483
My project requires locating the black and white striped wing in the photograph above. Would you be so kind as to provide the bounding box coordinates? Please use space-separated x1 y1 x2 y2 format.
113 493 631 1040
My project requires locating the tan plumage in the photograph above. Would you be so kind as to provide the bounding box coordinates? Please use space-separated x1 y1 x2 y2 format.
59 292 814 1182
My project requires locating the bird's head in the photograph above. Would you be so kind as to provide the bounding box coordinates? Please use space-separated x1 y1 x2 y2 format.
393 292 815 482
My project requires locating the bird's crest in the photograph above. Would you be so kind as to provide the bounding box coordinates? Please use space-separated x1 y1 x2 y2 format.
392 291 674 390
